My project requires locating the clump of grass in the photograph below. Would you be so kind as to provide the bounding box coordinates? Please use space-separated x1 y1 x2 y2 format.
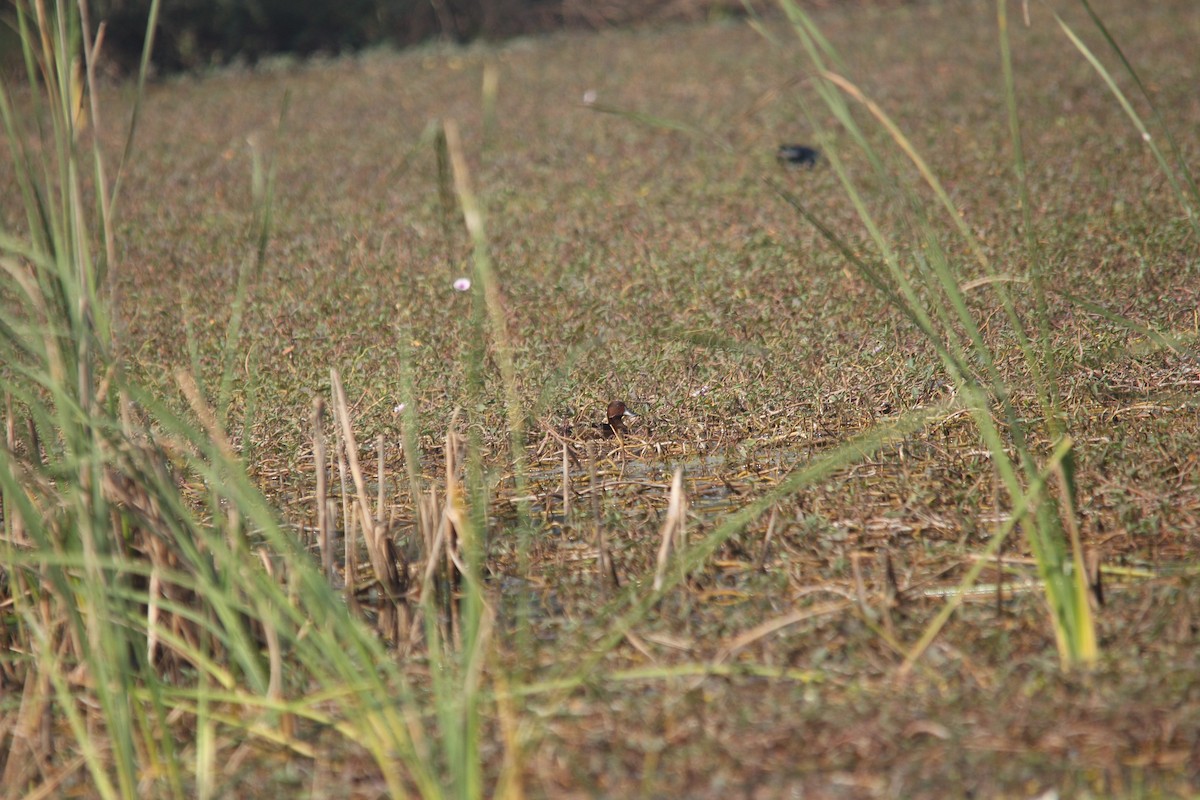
771 0 1192 669
0 4 502 798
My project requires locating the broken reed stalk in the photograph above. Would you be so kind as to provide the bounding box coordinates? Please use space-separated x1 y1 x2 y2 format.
415 487 447 601
3 395 26 544
405 487 443 653
376 430 409 642
413 475 472 650
653 468 687 593
3 660 49 790
328 369 407 637
396 418 477 650
443 425 470 646
312 397 332 580
586 442 618 589
561 440 570 520
254 548 284 705
376 434 386 525
850 552 872 620
587 442 600 527
420 486 439 565
335 426 357 606
756 506 778 572
329 370 377 552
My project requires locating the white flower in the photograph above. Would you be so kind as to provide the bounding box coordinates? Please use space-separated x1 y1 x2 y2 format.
582 89 597 106
392 403 406 415
453 277 471 292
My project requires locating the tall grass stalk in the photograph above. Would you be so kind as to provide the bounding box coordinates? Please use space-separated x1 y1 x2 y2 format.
0 4 471 798
1059 0 1200 240
778 0 1100 667
409 117 536 797
1 3 144 795
572 0 1115 673
442 120 532 528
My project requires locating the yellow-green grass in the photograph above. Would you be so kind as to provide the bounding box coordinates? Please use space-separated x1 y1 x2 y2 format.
2 0 1199 796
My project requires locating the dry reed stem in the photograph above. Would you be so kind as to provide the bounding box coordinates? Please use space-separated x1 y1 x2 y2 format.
334 426 356 605
756 506 778 572
596 525 617 590
142 540 173 672
402 487 446 654
174 370 237 463
311 397 332 579
411 487 455 650
419 487 439 569
443 425 469 645
586 443 618 589
652 468 686 593
375 434 385 524
492 668 528 800
1 667 49 796
561 440 570 520
851 551 873 620
399 421 477 647
255 548 284 705
328 369 377 551
329 370 405 618
4 396 28 545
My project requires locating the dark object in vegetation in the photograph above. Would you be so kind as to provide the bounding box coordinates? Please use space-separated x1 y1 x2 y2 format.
88 0 761 75
94 0 387 73
777 144 821 167
596 400 634 437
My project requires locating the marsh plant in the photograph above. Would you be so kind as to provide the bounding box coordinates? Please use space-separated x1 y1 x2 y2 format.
765 0 1194 669
0 3 491 798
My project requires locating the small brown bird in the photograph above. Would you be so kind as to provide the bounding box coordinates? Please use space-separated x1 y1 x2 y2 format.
597 400 635 438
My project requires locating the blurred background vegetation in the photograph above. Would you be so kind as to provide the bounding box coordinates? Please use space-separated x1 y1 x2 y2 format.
0 0 764 74
1 0 911 75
